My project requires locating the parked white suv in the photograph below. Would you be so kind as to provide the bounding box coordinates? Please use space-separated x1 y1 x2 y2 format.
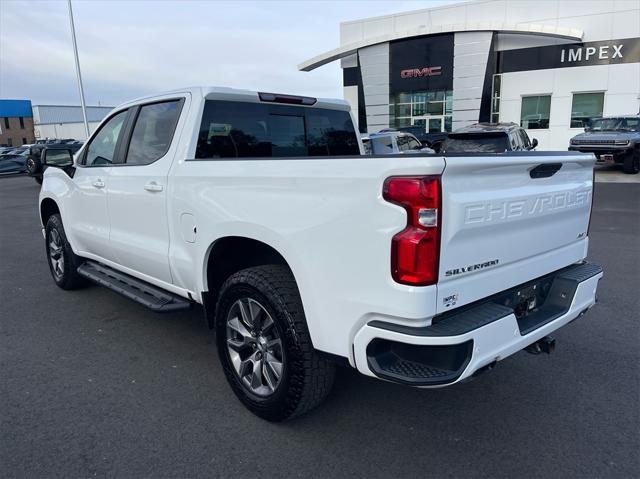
39 87 602 421
362 131 434 155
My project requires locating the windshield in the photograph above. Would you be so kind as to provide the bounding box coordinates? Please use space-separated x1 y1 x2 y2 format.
590 118 640 132
442 133 509 153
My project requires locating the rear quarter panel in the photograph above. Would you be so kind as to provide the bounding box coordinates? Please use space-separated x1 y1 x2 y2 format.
168 155 445 360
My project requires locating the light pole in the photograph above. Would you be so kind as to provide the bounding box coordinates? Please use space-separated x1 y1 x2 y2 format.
67 0 90 139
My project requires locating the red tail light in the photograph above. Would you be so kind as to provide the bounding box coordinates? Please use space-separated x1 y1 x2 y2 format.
383 176 441 286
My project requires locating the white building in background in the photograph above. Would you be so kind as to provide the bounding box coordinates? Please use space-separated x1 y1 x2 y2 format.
32 105 114 141
299 0 640 150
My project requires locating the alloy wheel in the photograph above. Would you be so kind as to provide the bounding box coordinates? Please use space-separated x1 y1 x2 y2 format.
48 228 64 280
226 298 284 396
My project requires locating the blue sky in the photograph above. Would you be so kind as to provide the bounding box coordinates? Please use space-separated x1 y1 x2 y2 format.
0 0 463 107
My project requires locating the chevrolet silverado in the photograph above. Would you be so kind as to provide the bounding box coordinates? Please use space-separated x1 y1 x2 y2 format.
38 87 602 421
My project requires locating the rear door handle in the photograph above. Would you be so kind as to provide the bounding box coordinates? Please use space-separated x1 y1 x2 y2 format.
144 181 163 192
92 179 105 189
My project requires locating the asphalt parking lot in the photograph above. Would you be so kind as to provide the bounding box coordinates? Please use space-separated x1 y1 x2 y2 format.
1 174 638 479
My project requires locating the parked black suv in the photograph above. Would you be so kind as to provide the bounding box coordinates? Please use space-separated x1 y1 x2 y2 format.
441 122 538 153
26 142 83 184
569 116 640 174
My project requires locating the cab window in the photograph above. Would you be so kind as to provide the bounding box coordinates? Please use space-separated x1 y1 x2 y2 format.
84 110 127 166
195 100 359 158
126 100 182 165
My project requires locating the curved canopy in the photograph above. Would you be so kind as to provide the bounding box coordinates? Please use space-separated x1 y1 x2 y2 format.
298 23 583 72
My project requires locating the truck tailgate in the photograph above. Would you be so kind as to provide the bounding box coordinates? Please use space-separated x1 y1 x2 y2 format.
437 152 595 313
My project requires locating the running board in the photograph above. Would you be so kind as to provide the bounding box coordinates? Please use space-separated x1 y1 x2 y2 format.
77 261 191 313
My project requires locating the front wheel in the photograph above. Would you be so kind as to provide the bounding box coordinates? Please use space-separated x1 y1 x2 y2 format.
215 265 335 421
622 150 640 174
45 214 87 290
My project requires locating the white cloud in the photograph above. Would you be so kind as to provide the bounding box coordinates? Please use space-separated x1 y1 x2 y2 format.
0 0 464 106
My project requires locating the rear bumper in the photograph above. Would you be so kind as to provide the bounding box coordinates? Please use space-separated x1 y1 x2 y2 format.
353 262 603 387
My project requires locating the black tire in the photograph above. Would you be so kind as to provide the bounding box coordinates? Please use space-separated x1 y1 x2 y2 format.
35 176 42 185
622 150 640 174
26 155 42 175
45 214 87 290
215 265 335 421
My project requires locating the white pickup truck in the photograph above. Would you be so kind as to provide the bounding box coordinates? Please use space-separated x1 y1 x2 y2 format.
39 87 602 421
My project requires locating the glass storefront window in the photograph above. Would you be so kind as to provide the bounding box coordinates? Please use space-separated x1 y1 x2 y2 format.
412 103 426 116
571 92 604 128
491 74 501 123
397 92 411 103
390 90 453 132
521 95 551 129
395 104 411 117
427 102 444 115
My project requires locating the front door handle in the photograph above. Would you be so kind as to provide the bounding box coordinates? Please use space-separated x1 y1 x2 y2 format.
92 179 105 189
144 181 163 192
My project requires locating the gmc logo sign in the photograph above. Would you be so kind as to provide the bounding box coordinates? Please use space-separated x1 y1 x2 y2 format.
400 66 442 78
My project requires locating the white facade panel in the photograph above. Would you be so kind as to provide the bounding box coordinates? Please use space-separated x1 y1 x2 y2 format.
452 31 492 128
343 85 359 127
500 62 640 150
504 0 558 24
34 122 101 141
340 54 358 69
358 43 390 133
454 63 488 78
453 86 484 101
612 10 640 39
454 98 482 111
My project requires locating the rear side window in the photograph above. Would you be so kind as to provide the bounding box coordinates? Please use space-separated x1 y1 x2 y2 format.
195 100 359 158
306 108 359 155
126 100 182 165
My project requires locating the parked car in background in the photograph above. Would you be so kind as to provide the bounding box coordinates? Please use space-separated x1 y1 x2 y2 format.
442 123 538 153
379 127 448 152
27 142 83 184
35 138 79 145
569 115 640 174
0 147 30 175
363 131 435 155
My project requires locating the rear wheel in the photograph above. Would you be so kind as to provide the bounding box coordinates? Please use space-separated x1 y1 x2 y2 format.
622 150 640 174
215 265 335 421
45 214 87 290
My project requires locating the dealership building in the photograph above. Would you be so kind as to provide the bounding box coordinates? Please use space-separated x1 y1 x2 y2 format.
299 0 640 149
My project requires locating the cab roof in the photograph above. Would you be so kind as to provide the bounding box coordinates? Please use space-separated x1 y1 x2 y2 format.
116 86 350 111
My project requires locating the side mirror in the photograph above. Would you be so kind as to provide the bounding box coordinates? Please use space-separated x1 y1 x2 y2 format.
43 148 74 168
531 138 539 149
